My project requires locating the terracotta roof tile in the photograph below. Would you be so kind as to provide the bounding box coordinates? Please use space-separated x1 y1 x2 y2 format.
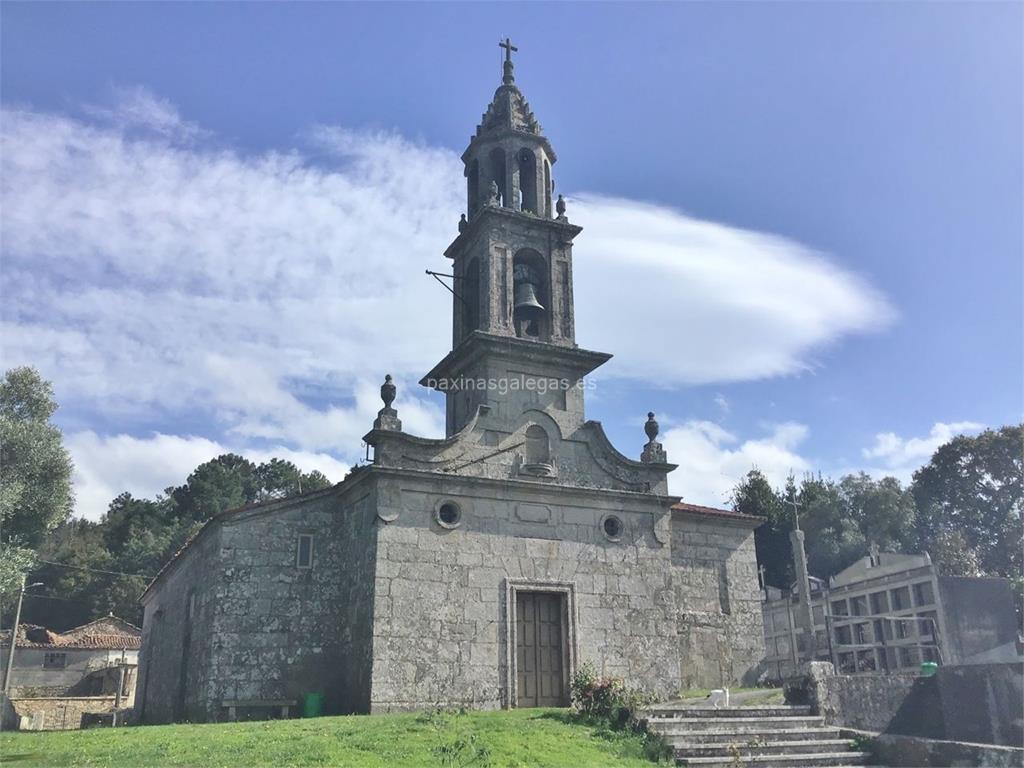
0 618 141 651
672 502 763 523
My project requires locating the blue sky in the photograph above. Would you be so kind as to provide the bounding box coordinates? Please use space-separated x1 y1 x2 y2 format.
2 2 1020 517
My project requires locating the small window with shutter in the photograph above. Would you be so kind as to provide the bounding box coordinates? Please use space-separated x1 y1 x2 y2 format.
296 534 314 569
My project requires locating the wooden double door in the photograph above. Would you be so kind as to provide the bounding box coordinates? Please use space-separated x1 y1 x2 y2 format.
515 591 568 707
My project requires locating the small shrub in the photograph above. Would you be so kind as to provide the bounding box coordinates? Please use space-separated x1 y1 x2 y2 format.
570 661 652 727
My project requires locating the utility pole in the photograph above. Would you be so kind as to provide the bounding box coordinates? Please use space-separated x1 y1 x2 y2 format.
2 577 43 695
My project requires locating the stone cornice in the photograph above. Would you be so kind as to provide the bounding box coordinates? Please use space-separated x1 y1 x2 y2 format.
419 331 611 390
443 205 582 259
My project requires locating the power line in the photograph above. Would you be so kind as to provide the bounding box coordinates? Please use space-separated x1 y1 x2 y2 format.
34 559 154 580
20 592 94 604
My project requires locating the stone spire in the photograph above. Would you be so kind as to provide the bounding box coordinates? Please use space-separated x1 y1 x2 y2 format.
467 40 548 151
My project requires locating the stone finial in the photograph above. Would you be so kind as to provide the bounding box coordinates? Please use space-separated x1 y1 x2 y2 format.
458 213 468 233
380 374 396 408
644 412 659 441
488 180 500 206
641 411 668 464
374 374 402 432
555 194 567 220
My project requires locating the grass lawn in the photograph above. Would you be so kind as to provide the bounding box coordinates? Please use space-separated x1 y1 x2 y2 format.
0 708 664 768
675 687 785 707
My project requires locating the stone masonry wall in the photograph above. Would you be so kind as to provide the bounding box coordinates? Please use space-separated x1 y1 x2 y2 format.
137 523 222 724
368 473 683 712
10 696 118 730
204 485 376 718
671 514 764 688
139 482 379 722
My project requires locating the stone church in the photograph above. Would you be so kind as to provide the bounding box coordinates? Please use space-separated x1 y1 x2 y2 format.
136 46 764 723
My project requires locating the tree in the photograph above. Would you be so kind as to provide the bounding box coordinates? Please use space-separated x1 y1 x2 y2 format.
27 519 112 629
169 454 259 523
254 459 331 500
797 475 863 579
0 367 74 549
735 469 920 584
911 425 1023 578
732 469 792 588
838 473 916 555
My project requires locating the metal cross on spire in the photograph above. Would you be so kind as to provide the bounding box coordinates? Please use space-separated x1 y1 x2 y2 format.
499 37 518 84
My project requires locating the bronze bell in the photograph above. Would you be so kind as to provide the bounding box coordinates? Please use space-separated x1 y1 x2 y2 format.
514 282 544 315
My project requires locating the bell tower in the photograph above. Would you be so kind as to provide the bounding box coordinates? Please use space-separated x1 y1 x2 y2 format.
422 41 611 436
450 38 576 348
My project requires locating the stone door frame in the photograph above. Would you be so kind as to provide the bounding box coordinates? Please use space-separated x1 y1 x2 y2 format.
503 578 578 709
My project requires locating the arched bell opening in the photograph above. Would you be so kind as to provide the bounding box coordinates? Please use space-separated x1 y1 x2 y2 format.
461 257 480 340
488 147 507 207
518 149 538 214
512 249 548 341
467 159 480 219
543 159 552 218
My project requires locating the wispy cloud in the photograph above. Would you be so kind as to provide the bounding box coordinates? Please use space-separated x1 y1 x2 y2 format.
1 92 894 518
714 393 731 414
83 85 207 142
572 195 895 384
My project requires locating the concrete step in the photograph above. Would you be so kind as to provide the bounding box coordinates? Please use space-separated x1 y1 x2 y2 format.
676 751 869 767
675 739 856 758
648 716 827 733
656 728 843 746
646 705 813 719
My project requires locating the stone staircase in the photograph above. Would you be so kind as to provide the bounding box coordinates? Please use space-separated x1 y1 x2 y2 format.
641 704 870 767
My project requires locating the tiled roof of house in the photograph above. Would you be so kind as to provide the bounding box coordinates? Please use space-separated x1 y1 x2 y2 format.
0 616 141 650
671 501 763 524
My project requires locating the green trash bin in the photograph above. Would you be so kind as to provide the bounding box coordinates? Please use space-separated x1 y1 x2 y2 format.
303 692 324 718
920 662 938 677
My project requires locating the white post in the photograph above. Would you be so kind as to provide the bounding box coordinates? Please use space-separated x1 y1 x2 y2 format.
2 575 27 695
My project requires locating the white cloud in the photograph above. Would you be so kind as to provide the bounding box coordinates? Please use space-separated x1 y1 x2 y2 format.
1 94 894 517
66 431 352 521
662 420 810 507
572 195 895 384
714 393 730 414
861 421 985 479
83 85 206 141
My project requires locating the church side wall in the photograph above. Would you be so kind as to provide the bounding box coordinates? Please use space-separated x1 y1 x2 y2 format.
137 525 222 724
368 475 681 712
671 514 764 688
138 484 379 723
204 487 377 718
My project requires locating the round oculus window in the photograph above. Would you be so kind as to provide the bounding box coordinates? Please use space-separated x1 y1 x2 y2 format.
434 500 463 529
602 514 624 541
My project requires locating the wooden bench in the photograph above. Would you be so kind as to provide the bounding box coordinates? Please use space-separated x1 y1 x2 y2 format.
222 699 297 721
